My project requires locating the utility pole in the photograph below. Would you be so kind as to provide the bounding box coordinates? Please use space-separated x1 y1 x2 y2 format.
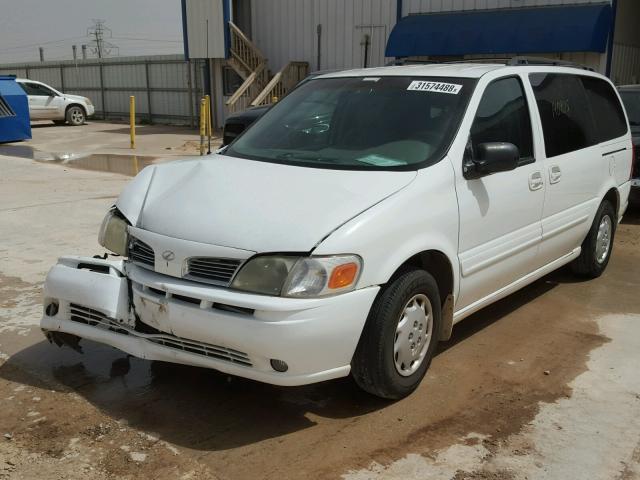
87 19 118 59
39 47 44 62
81 44 87 60
72 45 77 61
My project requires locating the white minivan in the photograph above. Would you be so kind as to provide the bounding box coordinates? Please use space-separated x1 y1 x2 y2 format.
41 60 633 399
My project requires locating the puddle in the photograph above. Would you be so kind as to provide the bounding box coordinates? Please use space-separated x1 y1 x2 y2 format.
0 145 159 177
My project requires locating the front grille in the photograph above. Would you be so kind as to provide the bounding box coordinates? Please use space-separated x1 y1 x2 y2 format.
129 237 154 268
185 257 243 285
68 303 252 367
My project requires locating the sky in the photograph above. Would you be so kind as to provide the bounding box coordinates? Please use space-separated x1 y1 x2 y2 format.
0 0 184 64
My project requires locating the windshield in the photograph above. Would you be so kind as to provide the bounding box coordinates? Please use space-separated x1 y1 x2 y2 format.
226 76 476 170
620 91 640 127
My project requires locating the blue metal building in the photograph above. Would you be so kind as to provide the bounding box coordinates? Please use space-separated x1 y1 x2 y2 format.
0 75 31 143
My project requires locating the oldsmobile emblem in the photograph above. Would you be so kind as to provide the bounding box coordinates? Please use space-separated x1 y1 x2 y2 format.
161 250 175 261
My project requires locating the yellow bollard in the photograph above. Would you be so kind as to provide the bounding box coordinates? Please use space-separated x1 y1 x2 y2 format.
199 97 206 156
204 95 212 137
129 96 135 149
204 94 212 154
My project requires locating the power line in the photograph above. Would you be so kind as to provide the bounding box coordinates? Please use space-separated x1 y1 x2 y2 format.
87 19 119 58
0 36 87 52
112 36 182 43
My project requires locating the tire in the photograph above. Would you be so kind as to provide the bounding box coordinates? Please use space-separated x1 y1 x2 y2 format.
571 200 616 278
53 120 66 126
65 106 85 126
351 268 442 399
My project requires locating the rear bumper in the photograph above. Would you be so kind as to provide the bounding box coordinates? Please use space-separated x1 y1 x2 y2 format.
41 256 379 386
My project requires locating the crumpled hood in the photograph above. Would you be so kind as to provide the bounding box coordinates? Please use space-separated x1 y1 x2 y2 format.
117 155 416 252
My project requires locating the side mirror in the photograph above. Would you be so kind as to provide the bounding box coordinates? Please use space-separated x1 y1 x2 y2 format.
463 142 519 179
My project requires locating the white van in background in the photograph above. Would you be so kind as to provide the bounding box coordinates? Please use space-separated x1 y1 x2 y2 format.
40 59 633 399
16 78 94 126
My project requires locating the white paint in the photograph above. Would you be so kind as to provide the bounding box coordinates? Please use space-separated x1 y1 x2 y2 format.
342 314 640 480
39 64 632 391
16 78 95 122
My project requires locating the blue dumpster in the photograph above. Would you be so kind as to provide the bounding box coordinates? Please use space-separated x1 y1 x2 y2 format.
0 75 31 143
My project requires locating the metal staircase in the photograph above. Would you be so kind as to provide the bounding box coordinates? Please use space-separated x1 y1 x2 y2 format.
225 22 308 114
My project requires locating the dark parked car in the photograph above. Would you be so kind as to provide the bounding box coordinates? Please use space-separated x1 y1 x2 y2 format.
619 85 640 205
222 105 270 146
222 70 340 146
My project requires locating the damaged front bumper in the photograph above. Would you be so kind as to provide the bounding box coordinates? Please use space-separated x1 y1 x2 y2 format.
41 256 379 386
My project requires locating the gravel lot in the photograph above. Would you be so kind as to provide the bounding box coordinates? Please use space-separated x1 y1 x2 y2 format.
1 140 639 479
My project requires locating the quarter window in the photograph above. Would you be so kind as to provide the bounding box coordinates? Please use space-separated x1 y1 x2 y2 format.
581 76 628 142
529 73 596 157
470 77 533 161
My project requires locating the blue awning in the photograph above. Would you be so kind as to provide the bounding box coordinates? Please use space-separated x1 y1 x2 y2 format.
386 4 612 58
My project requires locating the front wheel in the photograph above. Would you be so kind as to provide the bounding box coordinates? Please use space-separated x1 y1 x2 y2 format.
66 106 85 126
351 269 441 399
571 200 616 278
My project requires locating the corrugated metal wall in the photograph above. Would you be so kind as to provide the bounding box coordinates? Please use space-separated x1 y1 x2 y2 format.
403 0 609 14
251 0 397 72
184 0 227 58
249 0 615 74
612 43 640 85
0 55 204 125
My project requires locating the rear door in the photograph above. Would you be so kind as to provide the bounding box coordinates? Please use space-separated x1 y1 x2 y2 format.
455 75 545 311
529 73 630 266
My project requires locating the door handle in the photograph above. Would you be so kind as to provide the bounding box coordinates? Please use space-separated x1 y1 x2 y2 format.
549 165 562 184
529 171 544 191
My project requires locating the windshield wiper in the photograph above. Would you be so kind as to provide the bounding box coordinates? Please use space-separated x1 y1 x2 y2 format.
275 153 340 163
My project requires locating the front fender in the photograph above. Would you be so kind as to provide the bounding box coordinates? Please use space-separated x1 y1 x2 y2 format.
313 160 460 298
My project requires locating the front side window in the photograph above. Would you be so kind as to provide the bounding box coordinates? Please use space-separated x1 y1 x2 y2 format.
19 82 55 97
470 76 533 161
529 73 596 158
582 76 628 142
226 76 476 170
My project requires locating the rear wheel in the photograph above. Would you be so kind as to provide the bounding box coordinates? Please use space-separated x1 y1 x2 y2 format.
351 269 441 399
66 106 85 126
571 200 616 278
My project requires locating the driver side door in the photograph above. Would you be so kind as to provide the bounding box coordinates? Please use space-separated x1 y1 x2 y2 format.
454 75 545 314
19 82 60 120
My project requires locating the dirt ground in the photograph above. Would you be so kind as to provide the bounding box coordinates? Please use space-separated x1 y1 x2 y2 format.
1 150 639 480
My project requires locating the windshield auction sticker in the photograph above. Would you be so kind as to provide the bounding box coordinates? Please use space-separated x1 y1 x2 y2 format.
407 81 462 94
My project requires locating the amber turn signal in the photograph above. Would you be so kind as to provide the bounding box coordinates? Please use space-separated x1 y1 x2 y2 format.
328 262 359 289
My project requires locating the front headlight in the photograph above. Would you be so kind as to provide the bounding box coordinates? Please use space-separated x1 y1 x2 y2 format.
231 255 362 298
98 208 129 256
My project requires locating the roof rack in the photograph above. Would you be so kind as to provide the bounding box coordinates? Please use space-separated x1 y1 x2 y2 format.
506 56 595 71
387 56 594 71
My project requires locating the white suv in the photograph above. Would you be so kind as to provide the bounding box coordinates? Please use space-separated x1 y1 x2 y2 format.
40 61 633 399
16 78 94 126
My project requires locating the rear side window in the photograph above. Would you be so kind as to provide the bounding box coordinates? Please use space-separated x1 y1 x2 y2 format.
581 76 628 142
529 73 595 158
470 77 533 160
